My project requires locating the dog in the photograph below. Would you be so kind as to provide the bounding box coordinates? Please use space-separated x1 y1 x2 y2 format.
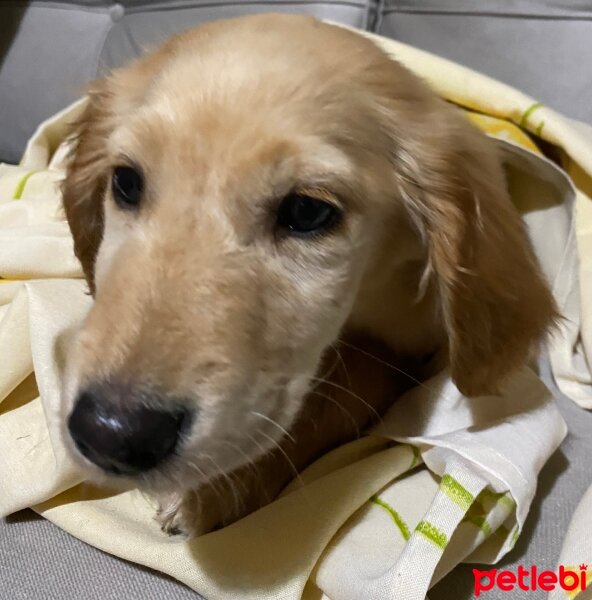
59 14 557 537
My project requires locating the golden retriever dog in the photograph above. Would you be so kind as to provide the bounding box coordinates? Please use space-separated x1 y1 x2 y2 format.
60 14 557 536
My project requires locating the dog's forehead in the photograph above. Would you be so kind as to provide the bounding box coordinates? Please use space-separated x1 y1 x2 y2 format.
152 16 378 89
121 18 387 141
109 83 357 201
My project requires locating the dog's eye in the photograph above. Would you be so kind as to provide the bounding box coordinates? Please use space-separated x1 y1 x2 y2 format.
276 193 340 235
112 166 144 209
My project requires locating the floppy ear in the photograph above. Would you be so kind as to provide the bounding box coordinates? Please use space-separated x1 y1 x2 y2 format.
62 44 173 293
396 115 559 396
62 81 113 294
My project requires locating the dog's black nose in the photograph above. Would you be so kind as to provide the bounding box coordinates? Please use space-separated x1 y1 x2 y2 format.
67 386 189 476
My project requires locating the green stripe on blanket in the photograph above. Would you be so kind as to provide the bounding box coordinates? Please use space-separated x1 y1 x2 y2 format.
463 514 492 537
371 495 411 541
440 474 474 510
479 489 516 511
416 520 448 549
12 171 38 200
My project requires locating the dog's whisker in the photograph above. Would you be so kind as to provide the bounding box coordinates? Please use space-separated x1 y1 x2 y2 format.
228 468 251 501
250 411 296 444
310 389 361 439
222 440 261 477
202 453 243 515
309 376 383 425
253 429 316 512
184 458 209 481
336 339 452 401
184 459 215 489
254 429 304 489
337 339 425 385
247 432 268 456
317 346 344 383
219 441 261 494
330 344 353 390
185 460 226 508
223 440 272 505
246 432 287 504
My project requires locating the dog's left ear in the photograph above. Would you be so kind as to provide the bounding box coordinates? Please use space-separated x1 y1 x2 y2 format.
62 59 156 293
395 112 559 396
62 80 114 294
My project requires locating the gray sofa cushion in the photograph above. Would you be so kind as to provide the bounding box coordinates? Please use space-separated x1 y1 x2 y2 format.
0 0 375 164
99 0 376 71
378 0 592 126
1 510 204 600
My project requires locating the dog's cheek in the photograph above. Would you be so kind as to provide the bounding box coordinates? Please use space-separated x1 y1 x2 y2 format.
302 263 366 338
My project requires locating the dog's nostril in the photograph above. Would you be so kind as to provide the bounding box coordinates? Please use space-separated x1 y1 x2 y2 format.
67 388 190 476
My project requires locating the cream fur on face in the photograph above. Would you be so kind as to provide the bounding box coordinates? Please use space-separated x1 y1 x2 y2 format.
60 14 557 527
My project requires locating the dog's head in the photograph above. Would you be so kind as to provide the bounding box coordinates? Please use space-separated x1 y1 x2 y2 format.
60 14 557 491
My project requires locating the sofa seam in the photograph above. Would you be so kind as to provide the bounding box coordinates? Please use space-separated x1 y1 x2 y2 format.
381 7 592 21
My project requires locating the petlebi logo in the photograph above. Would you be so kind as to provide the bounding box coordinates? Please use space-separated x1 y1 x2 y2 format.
473 563 589 597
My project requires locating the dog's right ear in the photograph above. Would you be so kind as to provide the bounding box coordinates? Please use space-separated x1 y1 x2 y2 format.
392 113 558 396
62 80 113 294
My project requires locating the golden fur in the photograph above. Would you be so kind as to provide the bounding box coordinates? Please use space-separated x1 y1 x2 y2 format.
60 14 557 536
